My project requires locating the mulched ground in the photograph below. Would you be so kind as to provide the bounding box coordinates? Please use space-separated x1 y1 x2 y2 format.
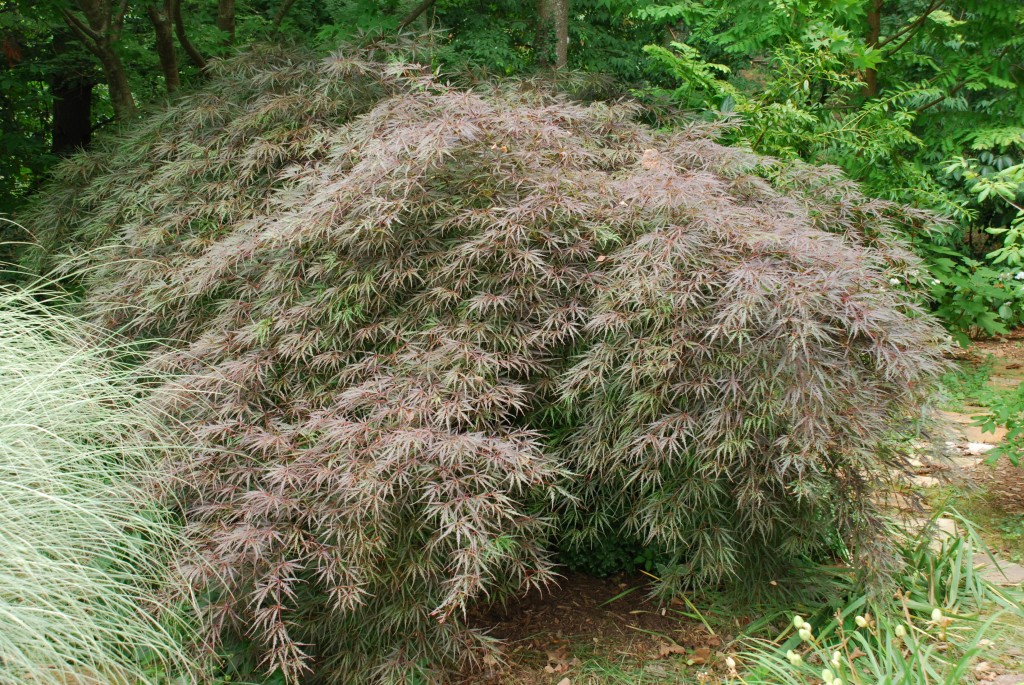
463 573 725 684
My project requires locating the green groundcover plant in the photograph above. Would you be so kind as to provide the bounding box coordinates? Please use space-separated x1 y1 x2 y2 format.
23 45 950 683
740 510 1023 685
0 280 198 685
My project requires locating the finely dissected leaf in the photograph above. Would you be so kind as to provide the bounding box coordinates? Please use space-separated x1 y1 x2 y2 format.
23 45 948 684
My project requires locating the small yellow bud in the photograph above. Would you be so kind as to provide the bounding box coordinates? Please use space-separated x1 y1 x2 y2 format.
726 656 737 670
798 627 812 641
793 615 805 629
854 615 868 628
895 624 907 638
931 608 943 623
821 668 835 683
831 651 842 668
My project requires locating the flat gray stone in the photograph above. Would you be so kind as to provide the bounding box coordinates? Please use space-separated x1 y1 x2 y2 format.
991 675 1024 685
903 517 958 539
977 559 1024 587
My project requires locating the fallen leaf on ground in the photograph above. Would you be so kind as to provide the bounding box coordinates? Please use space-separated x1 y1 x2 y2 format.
688 646 712 665
544 647 578 674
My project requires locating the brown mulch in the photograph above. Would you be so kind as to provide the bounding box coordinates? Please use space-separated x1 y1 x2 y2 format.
968 456 1024 515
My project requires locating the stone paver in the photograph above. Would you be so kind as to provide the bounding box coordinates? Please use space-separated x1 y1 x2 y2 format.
938 409 1007 443
977 558 1024 587
991 674 1024 685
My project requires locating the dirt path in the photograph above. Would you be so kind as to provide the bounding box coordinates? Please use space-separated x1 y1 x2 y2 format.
906 332 1024 585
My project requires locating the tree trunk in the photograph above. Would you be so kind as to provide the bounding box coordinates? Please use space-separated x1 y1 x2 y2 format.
553 0 568 69
272 0 298 28
96 46 136 118
61 0 137 120
49 31 94 155
534 0 568 69
217 0 236 43
51 79 93 155
863 0 883 97
169 0 207 71
147 2 180 93
397 0 437 30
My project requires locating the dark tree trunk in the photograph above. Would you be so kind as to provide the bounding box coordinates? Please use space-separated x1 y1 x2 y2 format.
51 76 93 155
217 0 236 43
272 0 298 28
49 32 94 155
147 2 180 93
397 0 436 30
864 0 883 97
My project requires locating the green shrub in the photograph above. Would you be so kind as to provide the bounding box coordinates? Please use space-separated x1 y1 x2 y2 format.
558 535 662 578
0 282 197 685
23 46 948 683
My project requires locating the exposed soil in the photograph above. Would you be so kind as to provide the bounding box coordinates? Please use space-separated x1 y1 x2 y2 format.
464 573 723 684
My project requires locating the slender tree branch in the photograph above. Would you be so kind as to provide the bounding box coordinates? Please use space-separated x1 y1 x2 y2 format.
877 0 944 53
914 44 1011 113
169 0 207 71
397 0 437 30
111 0 130 35
60 8 103 45
272 0 298 28
914 81 966 114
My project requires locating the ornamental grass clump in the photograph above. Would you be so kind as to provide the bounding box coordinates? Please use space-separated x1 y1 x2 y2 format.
24 45 947 683
0 283 196 685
